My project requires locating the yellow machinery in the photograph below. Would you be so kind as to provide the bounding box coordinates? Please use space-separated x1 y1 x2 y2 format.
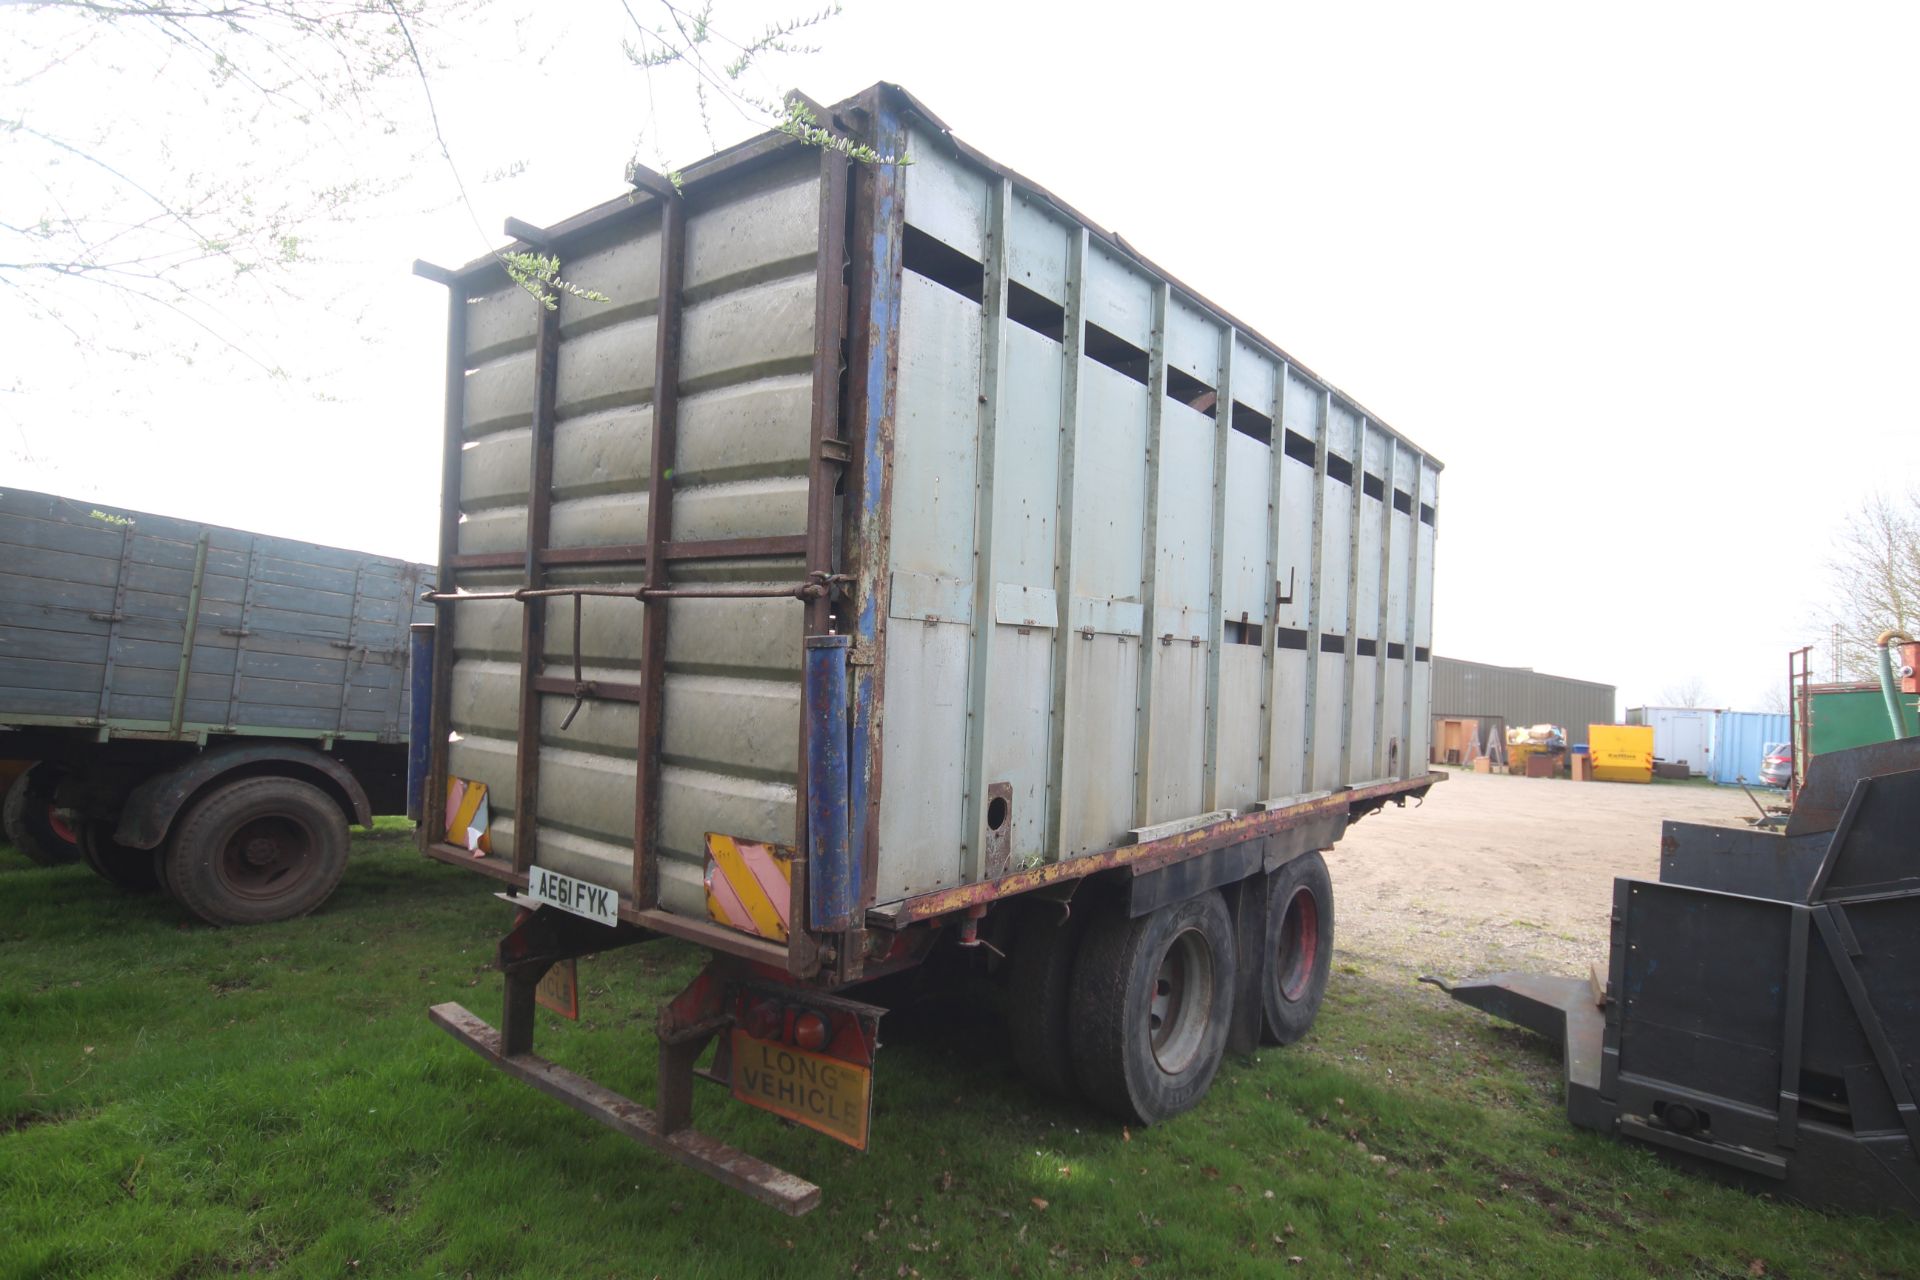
1589 723 1654 783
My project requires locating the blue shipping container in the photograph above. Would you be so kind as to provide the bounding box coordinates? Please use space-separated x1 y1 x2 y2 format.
1710 711 1790 786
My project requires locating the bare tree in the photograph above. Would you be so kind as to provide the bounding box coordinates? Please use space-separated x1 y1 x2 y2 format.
1821 489 1920 681
1757 684 1788 714
1659 675 1709 708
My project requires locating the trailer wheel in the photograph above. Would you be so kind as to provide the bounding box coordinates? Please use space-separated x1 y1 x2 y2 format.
77 819 162 890
1069 889 1235 1125
3 764 79 867
165 777 349 926
1006 901 1085 1100
1261 851 1334 1046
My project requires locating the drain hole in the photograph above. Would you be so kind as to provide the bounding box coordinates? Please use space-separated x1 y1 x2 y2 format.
986 795 1010 831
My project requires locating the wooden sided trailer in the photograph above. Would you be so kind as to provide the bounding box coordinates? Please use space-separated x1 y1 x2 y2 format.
414 83 1442 1213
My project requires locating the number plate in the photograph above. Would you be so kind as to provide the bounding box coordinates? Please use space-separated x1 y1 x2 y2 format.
526 865 619 927
729 1029 873 1150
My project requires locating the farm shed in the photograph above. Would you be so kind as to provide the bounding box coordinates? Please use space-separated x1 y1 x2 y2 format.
1431 656 1616 752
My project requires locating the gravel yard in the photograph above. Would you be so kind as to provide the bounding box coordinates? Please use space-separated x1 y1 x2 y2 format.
1326 767 1764 981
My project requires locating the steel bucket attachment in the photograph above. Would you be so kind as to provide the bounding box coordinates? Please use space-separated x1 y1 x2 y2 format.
1439 738 1920 1218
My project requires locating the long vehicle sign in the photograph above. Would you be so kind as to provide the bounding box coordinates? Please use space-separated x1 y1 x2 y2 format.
527 865 619 927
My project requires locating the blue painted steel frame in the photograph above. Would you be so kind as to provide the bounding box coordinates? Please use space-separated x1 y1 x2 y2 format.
805 635 855 929
847 93 907 913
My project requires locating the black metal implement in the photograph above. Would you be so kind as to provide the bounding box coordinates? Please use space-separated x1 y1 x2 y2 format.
1443 737 1920 1218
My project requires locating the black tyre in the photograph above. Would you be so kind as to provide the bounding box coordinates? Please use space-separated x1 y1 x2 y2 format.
1069 890 1236 1126
1261 851 1334 1046
77 819 162 891
164 777 349 926
1006 902 1084 1099
3 764 80 866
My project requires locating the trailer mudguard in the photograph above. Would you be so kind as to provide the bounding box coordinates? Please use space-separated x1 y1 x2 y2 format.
114 742 373 849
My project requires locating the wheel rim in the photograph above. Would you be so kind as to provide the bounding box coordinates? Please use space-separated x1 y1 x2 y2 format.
1276 885 1321 1003
1147 927 1215 1075
218 814 315 900
46 804 77 844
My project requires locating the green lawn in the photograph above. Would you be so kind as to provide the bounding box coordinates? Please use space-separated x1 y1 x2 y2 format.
3 824 1915 1279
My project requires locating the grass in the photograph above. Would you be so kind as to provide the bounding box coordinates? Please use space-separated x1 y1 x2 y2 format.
4 824 1917 1279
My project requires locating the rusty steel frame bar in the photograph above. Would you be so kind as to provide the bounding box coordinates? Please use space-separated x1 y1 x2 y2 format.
880 771 1443 925
428 1003 821 1215
422 577 840 604
510 278 562 874
793 146 851 979
632 191 686 912
449 535 810 573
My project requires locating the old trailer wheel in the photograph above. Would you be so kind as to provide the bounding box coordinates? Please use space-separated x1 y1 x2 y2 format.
165 777 349 926
3 764 79 867
1261 851 1335 1046
77 819 162 891
1069 890 1235 1125
1006 902 1085 1099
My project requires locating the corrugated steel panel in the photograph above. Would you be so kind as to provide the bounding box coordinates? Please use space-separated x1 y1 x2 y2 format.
1431 656 1615 748
1709 711 1789 786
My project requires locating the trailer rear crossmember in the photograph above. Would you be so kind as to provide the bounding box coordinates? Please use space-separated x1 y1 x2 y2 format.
428 1003 821 1215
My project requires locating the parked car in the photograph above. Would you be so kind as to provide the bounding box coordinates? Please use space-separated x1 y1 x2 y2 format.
1758 744 1792 788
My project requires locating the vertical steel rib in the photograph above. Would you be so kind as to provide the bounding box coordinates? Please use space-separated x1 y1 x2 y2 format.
960 177 1011 883
1131 283 1172 828
512 289 561 873
1044 228 1089 859
169 531 210 736
1256 362 1289 798
1299 390 1330 789
1401 454 1424 777
1338 415 1364 783
633 195 685 910
1200 327 1234 811
1373 438 1395 777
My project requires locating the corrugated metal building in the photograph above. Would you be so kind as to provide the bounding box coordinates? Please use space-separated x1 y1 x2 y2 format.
1432 656 1617 751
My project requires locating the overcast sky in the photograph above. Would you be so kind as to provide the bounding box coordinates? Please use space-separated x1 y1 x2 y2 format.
6 0 1917 715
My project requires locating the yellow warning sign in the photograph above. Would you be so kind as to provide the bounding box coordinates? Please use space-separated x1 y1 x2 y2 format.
729 1029 872 1150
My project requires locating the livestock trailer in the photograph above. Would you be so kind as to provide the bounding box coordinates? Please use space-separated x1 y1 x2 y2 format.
0 487 433 924
414 83 1442 1213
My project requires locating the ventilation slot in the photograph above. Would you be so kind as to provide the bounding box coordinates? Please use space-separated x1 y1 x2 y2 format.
1419 503 1436 527
1166 367 1217 417
1230 402 1273 445
1319 632 1346 655
1282 430 1317 467
1362 472 1384 502
1356 638 1377 657
1326 452 1354 486
1414 646 1430 662
1392 489 1413 515
1084 323 1149 385
1224 618 1263 646
1275 628 1310 651
1387 642 1406 660
1007 281 1064 342
904 225 983 303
